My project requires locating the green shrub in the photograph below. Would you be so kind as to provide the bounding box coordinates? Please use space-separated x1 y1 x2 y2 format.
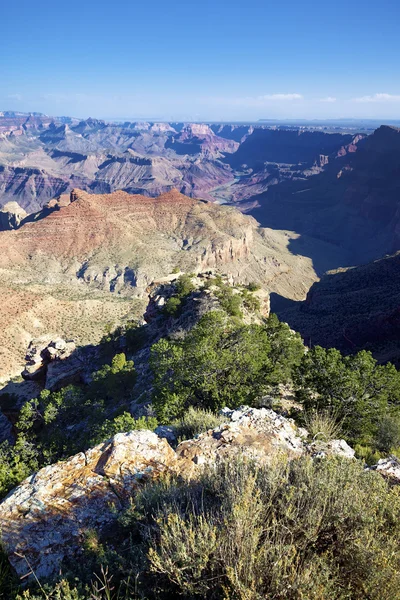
90 412 158 445
264 313 304 384
150 311 272 421
174 274 195 298
375 414 400 453
295 346 400 447
163 296 181 316
214 284 243 317
246 282 261 292
142 456 400 600
240 289 261 312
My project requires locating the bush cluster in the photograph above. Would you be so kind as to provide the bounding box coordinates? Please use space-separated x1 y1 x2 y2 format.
164 274 196 316
0 353 154 499
2 296 400 598
151 311 304 422
10 456 400 599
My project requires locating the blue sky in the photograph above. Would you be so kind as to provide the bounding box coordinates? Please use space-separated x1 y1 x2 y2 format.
1 0 400 121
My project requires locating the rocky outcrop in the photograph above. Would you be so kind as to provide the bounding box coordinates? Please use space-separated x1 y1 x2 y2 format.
166 124 239 157
0 201 27 230
0 431 176 580
0 188 318 296
0 188 319 382
0 406 355 581
369 456 400 484
22 337 79 389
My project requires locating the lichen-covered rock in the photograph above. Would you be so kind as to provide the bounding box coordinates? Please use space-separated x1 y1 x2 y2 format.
308 438 355 460
0 407 356 582
0 431 176 580
369 456 400 484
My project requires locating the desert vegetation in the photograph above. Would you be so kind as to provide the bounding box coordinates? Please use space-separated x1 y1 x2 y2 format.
3 456 400 599
0 286 400 598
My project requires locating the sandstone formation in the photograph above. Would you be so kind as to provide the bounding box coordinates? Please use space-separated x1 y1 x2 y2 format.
0 188 317 294
22 337 80 390
0 187 319 381
0 406 354 581
0 201 27 230
0 113 357 216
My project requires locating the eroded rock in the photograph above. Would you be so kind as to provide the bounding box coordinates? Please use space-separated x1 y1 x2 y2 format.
369 456 400 484
0 406 357 582
0 431 176 580
22 337 78 389
0 201 27 230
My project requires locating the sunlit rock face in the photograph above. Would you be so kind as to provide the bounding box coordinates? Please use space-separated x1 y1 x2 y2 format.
0 406 354 581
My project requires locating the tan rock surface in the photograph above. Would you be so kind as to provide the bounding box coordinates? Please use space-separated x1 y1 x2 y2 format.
0 431 177 580
0 407 354 581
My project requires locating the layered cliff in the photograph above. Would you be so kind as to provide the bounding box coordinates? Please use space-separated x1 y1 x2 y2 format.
0 189 318 381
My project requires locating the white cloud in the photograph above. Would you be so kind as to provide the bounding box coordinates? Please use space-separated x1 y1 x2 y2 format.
352 93 400 103
7 93 22 101
319 96 336 103
260 93 303 101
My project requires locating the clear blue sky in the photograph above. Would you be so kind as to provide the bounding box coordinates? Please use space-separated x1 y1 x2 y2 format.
1 0 400 121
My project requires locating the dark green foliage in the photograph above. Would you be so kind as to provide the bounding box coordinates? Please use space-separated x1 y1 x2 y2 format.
151 311 273 421
163 296 181 316
240 288 261 312
375 413 400 453
214 283 243 316
2 300 400 598
123 320 149 352
163 274 196 317
295 345 400 447
0 436 39 499
246 281 261 292
264 313 304 383
174 274 195 298
91 353 137 400
0 353 155 500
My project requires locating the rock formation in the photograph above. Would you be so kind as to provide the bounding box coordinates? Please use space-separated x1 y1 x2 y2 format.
0 201 27 230
0 113 357 215
369 456 400 484
250 126 400 270
0 188 319 382
22 337 79 389
0 406 354 581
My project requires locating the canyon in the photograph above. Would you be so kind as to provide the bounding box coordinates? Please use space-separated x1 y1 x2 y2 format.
1 112 400 374
0 187 319 382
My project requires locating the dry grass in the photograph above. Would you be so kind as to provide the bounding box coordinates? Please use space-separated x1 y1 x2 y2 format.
304 409 343 442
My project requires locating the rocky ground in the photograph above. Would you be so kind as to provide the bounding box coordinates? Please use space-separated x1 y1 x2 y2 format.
0 406 356 581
